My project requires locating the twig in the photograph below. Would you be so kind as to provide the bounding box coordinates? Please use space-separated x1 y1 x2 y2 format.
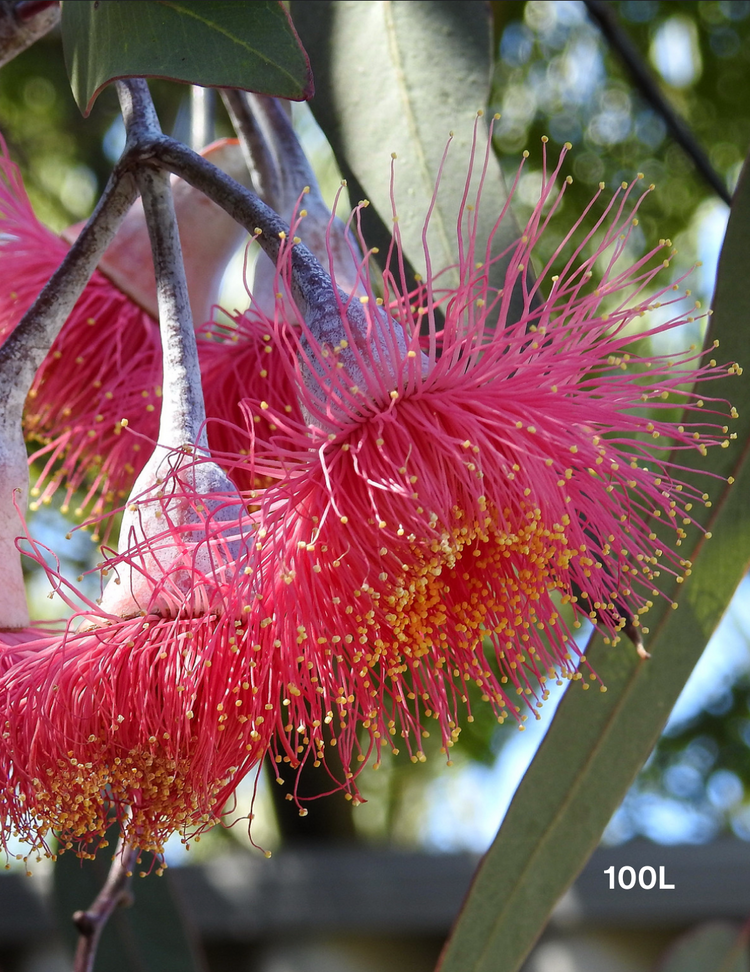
583 0 731 206
97 80 243 621
138 165 207 448
119 87 301 288
0 169 138 419
220 88 280 207
153 137 293 267
239 95 311 211
72 838 138 972
117 77 162 149
221 90 333 226
120 128 383 385
119 79 206 449
0 1 59 69
146 135 331 315
0 163 136 628
220 91 369 308
117 93 317 294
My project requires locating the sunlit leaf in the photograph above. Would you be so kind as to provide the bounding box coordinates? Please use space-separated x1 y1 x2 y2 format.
61 1 313 115
437 155 750 972
290 0 523 319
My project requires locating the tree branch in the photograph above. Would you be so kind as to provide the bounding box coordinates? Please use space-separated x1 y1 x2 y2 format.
72 839 138 972
583 0 731 206
0 1 59 69
220 90 368 312
232 94 313 216
0 169 138 420
145 135 333 315
117 79 206 449
220 88 280 207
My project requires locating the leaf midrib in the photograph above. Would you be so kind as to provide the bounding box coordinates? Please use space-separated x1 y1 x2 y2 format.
159 1 299 82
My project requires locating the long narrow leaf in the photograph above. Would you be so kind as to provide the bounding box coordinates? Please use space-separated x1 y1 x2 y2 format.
438 159 750 972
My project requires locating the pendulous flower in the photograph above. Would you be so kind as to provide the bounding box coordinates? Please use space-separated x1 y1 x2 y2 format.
0 118 737 855
227 126 737 799
0 147 268 861
0 458 270 860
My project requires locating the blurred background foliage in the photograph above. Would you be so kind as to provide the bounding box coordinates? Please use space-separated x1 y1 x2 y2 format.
491 1 743 236
3 0 750 861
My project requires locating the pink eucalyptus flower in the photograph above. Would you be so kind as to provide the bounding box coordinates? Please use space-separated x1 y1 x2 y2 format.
0 449 272 860
227 129 737 799
0 124 737 853
0 139 250 528
0 126 280 854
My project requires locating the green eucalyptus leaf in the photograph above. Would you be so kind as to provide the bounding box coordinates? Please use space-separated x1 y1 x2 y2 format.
61 1 313 116
437 159 750 971
290 0 522 316
658 922 750 972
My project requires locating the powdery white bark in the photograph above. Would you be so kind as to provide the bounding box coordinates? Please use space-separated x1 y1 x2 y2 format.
99 81 242 618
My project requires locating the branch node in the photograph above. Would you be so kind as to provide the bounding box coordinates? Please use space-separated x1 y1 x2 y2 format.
72 911 94 937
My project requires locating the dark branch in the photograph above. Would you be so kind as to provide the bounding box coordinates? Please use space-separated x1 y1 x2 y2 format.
142 134 332 314
0 1 59 69
72 840 138 972
583 0 732 206
0 167 138 420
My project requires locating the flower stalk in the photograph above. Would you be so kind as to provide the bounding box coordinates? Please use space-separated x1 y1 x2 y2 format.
221 88 281 205
221 90 366 304
135 162 206 450
99 79 242 618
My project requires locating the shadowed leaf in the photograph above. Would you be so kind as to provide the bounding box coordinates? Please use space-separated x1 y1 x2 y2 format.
61 0 313 115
